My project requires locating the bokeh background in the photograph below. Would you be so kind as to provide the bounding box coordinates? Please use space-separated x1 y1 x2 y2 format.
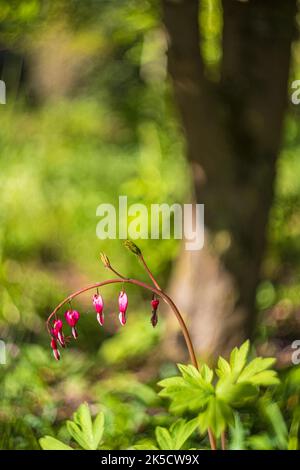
0 0 300 450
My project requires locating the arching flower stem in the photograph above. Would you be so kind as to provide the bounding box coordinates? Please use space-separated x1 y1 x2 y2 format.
47 275 197 370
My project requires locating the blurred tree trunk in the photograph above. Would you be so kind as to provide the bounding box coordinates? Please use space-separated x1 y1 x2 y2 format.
162 0 296 360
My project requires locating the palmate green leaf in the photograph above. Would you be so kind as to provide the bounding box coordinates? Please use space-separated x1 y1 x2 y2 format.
67 403 105 450
198 396 234 438
155 427 174 450
67 421 91 450
158 364 214 414
216 341 279 405
159 343 280 441
73 403 94 444
216 341 250 381
170 418 199 450
67 402 93 450
216 380 258 407
158 388 211 414
154 418 198 450
39 436 73 450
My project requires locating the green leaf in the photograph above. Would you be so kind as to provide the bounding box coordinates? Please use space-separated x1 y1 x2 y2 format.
216 345 279 403
288 408 300 450
158 364 214 414
158 376 184 389
155 427 174 450
264 402 288 449
247 433 275 450
229 340 250 378
159 379 213 414
237 357 277 383
39 436 73 450
200 364 214 383
154 419 198 450
170 418 199 450
92 412 105 449
159 345 280 443
66 403 104 450
245 370 280 386
229 414 247 450
216 356 231 379
198 396 234 438
177 363 213 384
73 402 94 446
66 421 91 450
216 380 258 407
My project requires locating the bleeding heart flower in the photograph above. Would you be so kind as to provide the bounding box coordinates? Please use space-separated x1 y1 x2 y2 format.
151 312 158 327
64 309 80 339
150 297 159 327
50 338 60 361
118 291 128 326
93 293 104 326
52 319 65 347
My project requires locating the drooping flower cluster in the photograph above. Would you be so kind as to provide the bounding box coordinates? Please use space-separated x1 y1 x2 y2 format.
49 289 159 360
50 309 80 361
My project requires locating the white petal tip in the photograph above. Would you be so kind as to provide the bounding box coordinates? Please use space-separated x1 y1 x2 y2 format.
97 313 104 326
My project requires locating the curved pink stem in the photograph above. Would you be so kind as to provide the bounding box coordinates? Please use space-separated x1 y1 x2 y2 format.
46 277 198 369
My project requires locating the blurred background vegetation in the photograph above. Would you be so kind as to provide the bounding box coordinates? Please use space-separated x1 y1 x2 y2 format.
0 0 300 449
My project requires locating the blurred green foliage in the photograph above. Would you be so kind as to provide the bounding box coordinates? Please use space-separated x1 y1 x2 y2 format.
36 346 300 450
